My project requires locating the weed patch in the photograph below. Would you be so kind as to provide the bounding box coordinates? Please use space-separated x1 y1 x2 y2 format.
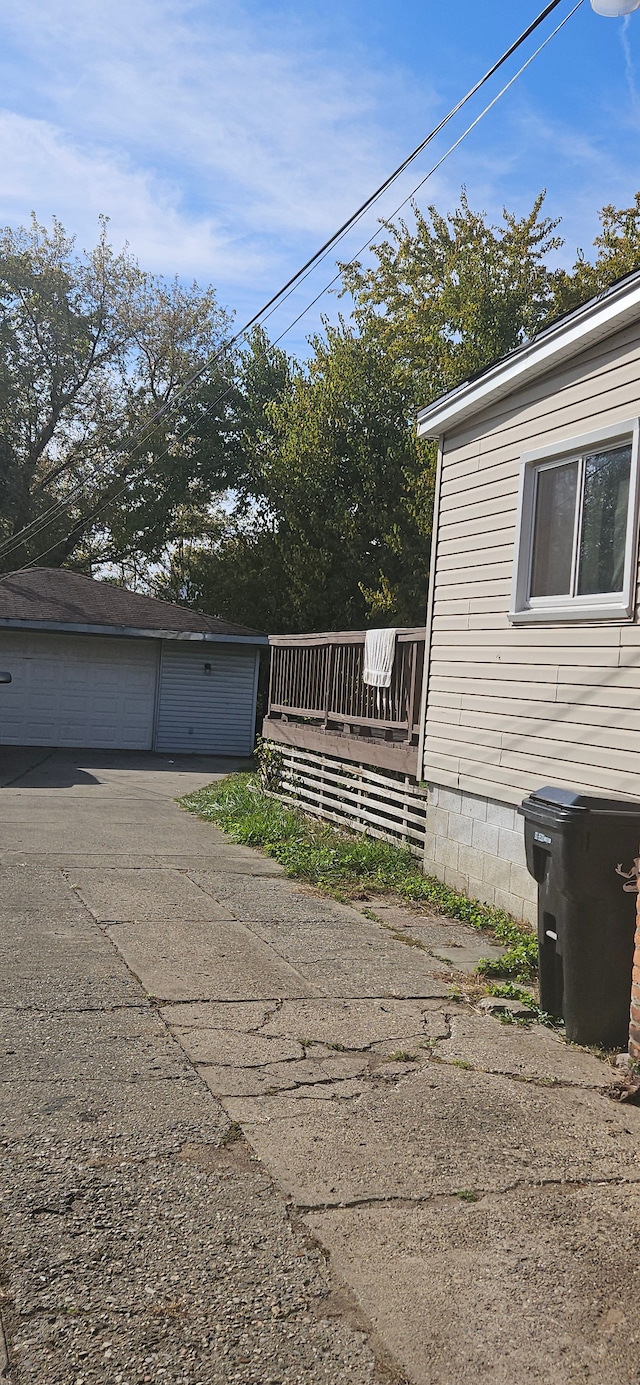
181 773 538 980
484 981 560 1029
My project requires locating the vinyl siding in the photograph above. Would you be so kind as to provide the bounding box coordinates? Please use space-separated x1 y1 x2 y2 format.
422 319 640 806
155 642 258 755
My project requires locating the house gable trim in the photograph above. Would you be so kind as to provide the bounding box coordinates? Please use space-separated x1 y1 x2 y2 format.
417 276 640 439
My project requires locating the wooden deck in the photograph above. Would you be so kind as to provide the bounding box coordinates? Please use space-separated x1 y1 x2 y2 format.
263 627 425 777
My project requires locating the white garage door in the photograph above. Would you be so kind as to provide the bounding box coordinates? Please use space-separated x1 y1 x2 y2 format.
0 632 159 749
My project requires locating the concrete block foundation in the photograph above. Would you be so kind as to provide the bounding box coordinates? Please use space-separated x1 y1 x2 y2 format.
423 782 537 925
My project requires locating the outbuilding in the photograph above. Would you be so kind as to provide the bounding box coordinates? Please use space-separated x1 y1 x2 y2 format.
0 568 267 755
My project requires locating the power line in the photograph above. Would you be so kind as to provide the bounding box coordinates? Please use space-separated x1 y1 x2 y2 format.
3 5 583 580
0 0 581 573
0 0 581 574
0 0 582 574
262 0 586 354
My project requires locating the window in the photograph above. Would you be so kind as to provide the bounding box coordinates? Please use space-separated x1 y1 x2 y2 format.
510 420 640 623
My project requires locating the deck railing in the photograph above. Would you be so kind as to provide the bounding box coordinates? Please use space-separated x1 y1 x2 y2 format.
263 627 425 775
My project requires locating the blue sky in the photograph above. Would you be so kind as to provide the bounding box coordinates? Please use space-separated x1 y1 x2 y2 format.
1 0 639 355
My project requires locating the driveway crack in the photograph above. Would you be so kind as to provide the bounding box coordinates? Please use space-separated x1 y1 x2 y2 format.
298 1172 640 1214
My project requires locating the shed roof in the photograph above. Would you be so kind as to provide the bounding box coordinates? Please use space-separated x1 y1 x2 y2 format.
0 569 267 644
417 265 640 440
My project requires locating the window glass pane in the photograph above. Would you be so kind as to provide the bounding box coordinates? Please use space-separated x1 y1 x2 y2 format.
530 461 578 598
577 444 631 596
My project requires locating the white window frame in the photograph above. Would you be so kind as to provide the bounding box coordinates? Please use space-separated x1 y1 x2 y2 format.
509 418 640 624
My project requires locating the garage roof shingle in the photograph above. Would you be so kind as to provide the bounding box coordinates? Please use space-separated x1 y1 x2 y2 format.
0 569 266 641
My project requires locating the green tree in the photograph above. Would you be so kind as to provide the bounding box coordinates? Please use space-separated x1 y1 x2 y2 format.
10 188 640 635
176 322 433 631
552 191 640 316
181 193 565 631
0 215 235 573
339 189 564 406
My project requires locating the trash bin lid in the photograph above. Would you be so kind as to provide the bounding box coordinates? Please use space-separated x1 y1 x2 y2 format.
525 785 640 816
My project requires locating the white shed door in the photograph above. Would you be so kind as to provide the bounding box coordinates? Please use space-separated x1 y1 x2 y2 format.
0 632 158 749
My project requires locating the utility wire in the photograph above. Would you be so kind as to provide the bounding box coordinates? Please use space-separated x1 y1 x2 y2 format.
0 0 581 573
0 1 583 577
0 0 574 568
0 0 582 574
260 0 586 347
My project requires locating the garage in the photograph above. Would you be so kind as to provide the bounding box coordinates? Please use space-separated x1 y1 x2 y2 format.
0 630 158 749
0 569 267 754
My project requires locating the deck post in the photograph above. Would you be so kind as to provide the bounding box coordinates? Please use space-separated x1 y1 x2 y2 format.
322 641 336 729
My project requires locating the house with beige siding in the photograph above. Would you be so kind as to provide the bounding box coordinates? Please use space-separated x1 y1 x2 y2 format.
416 268 640 926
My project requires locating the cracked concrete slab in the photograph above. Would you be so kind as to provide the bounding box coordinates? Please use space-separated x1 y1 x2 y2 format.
199 1052 372 1100
106 917 322 1002
438 1007 610 1087
0 1004 196 1085
306 1181 640 1384
68 866 236 923
173 1027 305 1068
221 1061 640 1207
2 1146 383 1385
0 750 402 1383
160 999 280 1031
4 746 635 1384
165 998 449 1106
0 926 144 1011
188 871 364 922
368 902 506 972
0 1066 227 1163
0 867 90 924
242 917 451 998
260 998 451 1049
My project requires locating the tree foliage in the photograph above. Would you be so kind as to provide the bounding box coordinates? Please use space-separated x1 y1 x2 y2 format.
4 188 640 635
165 323 433 631
0 215 235 573
552 191 640 315
339 189 564 405
176 191 571 629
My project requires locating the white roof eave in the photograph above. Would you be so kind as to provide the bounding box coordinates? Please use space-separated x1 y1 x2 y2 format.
416 279 640 439
0 617 268 644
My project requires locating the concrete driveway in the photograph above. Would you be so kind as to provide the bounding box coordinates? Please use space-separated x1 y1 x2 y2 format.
3 747 640 1385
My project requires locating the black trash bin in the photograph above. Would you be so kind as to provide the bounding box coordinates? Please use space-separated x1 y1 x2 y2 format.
519 786 640 1048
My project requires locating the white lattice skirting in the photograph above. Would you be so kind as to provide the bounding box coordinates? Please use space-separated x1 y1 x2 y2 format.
267 743 428 855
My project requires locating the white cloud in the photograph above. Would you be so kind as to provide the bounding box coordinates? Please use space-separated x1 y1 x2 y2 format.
0 109 269 286
0 0 452 354
0 0 436 279
2 0 640 358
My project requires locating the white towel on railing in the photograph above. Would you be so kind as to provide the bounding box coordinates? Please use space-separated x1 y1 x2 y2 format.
362 628 397 688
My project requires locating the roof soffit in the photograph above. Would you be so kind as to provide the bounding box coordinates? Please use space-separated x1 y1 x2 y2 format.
417 278 640 439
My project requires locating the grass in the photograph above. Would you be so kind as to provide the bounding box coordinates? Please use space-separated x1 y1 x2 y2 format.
181 772 538 982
